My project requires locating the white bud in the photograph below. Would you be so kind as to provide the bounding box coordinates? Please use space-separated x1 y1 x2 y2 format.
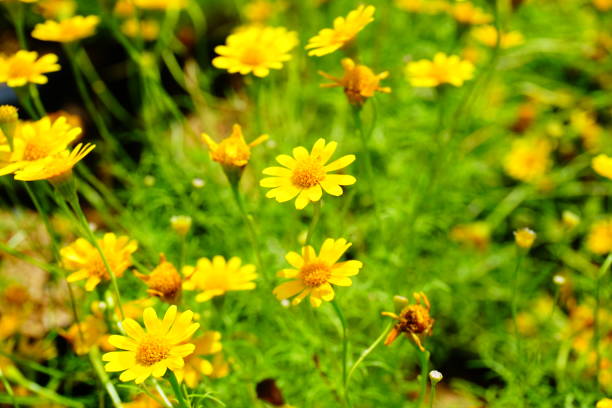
429 370 443 384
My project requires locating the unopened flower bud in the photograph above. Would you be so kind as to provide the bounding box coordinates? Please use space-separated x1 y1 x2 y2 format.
170 215 192 236
514 227 536 249
553 275 566 286
429 370 443 384
562 211 580 229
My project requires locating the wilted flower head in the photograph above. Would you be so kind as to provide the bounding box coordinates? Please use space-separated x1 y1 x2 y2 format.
319 58 391 106
306 5 375 56
503 137 552 182
260 138 356 209
592 154 612 180
202 124 268 168
586 219 612 255
135 254 182 304
183 256 257 302
406 52 475 87
273 238 362 307
451 2 492 25
32 15 100 42
472 25 524 48
514 227 536 249
382 292 434 351
0 51 60 87
212 26 298 77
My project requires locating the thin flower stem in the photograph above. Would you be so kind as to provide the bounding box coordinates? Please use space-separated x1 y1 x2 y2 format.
8 3 28 50
304 200 322 248
168 371 190 408
416 348 430 408
428 379 437 408
28 84 47 118
331 299 349 406
5 365 85 407
88 347 123 408
593 253 612 390
151 379 174 408
511 249 524 355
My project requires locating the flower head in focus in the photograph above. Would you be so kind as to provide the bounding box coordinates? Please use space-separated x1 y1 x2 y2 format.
202 124 268 168
102 306 199 384
60 233 138 291
306 5 375 57
183 256 257 302
260 138 356 209
382 292 434 351
0 51 60 87
503 137 552 183
592 154 612 179
32 15 100 42
319 58 391 106
213 26 298 77
406 53 474 87
586 219 612 255
135 254 182 304
13 142 95 182
273 238 362 307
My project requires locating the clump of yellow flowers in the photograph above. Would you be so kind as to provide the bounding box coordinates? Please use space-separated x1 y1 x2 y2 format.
406 53 475 87
503 137 552 182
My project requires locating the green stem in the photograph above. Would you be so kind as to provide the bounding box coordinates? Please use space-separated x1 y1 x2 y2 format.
5 366 84 408
593 253 612 390
331 299 349 406
305 200 322 248
511 249 524 355
28 84 47 118
168 371 190 408
416 348 430 408
428 379 437 408
89 347 123 408
346 322 392 395
0 367 19 408
151 379 173 408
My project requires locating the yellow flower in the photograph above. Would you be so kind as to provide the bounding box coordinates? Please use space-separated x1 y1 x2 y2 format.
571 111 602 152
133 0 186 9
60 233 138 291
60 315 111 355
382 292 435 351
319 58 391 106
0 105 18 124
273 238 362 307
174 331 224 387
201 124 268 168
35 0 77 19
135 254 182 304
514 227 536 249
395 0 449 14
183 256 257 302
121 18 160 41
102 305 199 384
586 219 612 255
451 2 492 25
471 25 524 48
503 137 552 182
592 154 612 179
260 138 356 210
13 142 95 182
123 392 165 408
170 215 192 236
32 15 100 42
597 398 612 408
244 0 286 23
562 210 580 229
406 52 475 87
306 5 375 57
0 116 81 176
212 26 298 77
0 51 60 87
450 222 490 251
593 0 612 11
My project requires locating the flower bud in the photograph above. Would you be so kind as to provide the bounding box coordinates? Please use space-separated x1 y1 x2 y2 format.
429 370 443 384
514 228 536 249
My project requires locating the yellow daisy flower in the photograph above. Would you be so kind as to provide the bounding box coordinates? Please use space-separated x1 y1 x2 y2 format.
382 292 434 351
60 233 138 291
306 4 375 57
451 2 492 25
174 331 224 388
586 219 612 255
212 26 298 77
273 238 362 307
0 51 60 87
13 142 95 182
182 256 257 302
593 0 612 11
0 116 81 176
32 15 100 42
319 58 391 106
260 138 356 210
60 314 111 355
503 137 552 182
201 124 268 168
514 227 536 249
406 52 475 87
135 254 182 304
471 25 524 48
102 305 199 384
121 18 160 41
592 154 612 179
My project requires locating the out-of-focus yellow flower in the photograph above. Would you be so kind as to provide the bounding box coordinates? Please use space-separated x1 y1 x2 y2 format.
306 5 375 57
395 0 449 14
135 254 182 304
260 138 356 209
123 392 165 408
450 222 490 251
593 0 612 11
60 315 112 355
562 211 580 229
121 18 160 41
503 137 552 182
183 256 257 302
102 306 199 384
273 238 362 307
133 0 186 10
586 219 612 254
61 233 138 291
0 284 32 340
382 292 434 351
201 124 268 168
597 398 612 408
244 0 287 23
170 215 192 236
514 227 536 249
113 0 134 16
571 111 602 152
406 52 475 87
592 154 612 179
174 331 224 387
212 26 298 77
13 142 95 182
451 2 492 25
35 0 76 19
0 51 60 87
0 105 18 125
514 295 554 336
319 58 391 106
0 116 80 176
32 15 100 42
472 25 524 48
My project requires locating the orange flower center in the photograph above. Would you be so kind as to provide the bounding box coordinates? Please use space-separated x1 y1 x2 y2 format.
241 46 265 66
399 305 433 334
291 158 325 188
90 254 109 279
23 143 50 161
136 335 170 366
300 261 331 287
148 265 182 299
